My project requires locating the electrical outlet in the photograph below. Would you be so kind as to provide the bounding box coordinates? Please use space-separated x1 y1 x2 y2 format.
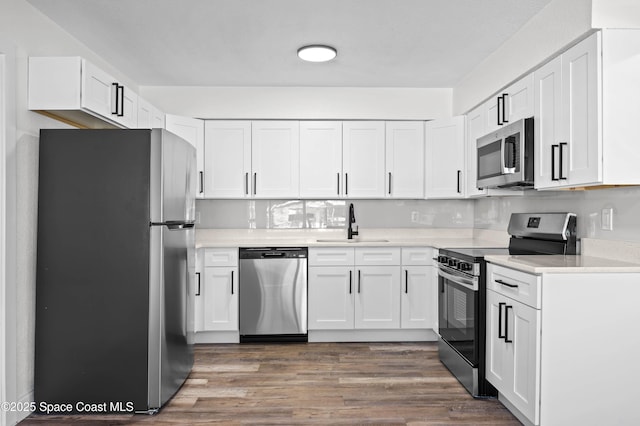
601 208 613 231
411 211 419 223
196 211 201 224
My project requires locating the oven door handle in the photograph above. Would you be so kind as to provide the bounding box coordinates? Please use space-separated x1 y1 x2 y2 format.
437 267 478 291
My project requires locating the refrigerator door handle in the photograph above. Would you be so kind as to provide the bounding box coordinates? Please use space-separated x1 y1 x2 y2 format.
151 220 196 230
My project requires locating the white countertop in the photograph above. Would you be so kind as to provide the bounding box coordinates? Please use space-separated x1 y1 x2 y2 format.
195 228 509 250
485 254 640 273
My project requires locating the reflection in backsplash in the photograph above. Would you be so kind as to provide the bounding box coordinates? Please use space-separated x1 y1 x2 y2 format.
196 199 474 230
474 186 640 243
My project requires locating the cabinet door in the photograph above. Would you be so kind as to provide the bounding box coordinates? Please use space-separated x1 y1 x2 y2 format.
299 121 343 198
204 121 252 198
505 73 534 124
165 115 205 197
202 267 238 331
425 116 466 198
355 266 400 329
385 121 425 198
508 299 541 425
484 95 501 134
194 250 204 332
343 121 386 198
534 56 563 189
252 121 300 198
485 289 511 391
562 33 601 186
486 289 541 426
466 105 488 197
400 266 436 329
137 97 154 129
308 267 354 330
81 59 115 119
112 85 138 128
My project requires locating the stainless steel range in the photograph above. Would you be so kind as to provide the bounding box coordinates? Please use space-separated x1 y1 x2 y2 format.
437 213 577 398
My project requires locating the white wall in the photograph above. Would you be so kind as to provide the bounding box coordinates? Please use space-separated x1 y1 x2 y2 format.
141 86 452 120
453 0 593 115
0 1 128 423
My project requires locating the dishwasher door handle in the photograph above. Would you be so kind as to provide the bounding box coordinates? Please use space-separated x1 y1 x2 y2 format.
261 252 287 258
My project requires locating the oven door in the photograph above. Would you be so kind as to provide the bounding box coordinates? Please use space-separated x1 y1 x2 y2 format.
438 265 479 366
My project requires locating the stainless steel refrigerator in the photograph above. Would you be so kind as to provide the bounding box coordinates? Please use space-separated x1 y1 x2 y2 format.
35 128 196 414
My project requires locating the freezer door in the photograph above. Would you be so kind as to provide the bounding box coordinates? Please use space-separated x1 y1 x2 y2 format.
150 129 197 224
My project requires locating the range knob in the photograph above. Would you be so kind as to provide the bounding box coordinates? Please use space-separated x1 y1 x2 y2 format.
437 255 449 264
458 262 472 272
447 258 458 268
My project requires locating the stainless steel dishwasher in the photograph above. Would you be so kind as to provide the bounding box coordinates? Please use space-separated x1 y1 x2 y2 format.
239 247 308 342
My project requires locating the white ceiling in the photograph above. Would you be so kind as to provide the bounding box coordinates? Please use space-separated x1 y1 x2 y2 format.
28 0 553 88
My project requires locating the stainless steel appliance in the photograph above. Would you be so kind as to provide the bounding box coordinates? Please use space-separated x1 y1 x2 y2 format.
437 212 577 398
35 129 196 414
239 247 308 342
476 117 534 189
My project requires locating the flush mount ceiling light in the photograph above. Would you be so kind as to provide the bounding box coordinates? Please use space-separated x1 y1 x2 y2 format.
297 45 337 62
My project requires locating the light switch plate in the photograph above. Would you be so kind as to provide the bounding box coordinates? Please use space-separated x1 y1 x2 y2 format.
601 208 613 231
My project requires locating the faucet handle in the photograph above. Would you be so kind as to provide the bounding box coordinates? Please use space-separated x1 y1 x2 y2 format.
352 225 359 236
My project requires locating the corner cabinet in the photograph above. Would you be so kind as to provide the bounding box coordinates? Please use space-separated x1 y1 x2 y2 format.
425 116 466 198
535 30 640 189
486 262 640 425
28 56 138 129
165 115 205 198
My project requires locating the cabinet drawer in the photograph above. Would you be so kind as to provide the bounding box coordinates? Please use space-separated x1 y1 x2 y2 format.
309 247 355 266
204 248 238 267
401 247 436 266
487 263 541 309
355 247 401 266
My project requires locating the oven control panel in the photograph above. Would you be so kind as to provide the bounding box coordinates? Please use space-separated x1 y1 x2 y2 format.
437 255 480 276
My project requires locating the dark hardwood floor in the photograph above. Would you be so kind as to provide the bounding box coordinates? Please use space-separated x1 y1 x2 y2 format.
21 342 520 425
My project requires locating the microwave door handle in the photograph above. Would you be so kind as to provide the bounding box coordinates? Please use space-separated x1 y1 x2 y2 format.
500 138 508 174
503 138 516 174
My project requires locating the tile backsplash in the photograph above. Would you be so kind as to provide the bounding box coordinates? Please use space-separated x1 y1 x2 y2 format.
196 199 475 229
474 186 640 242
197 186 640 244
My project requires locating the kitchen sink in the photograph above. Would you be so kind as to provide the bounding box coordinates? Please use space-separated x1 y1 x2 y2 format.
315 238 389 243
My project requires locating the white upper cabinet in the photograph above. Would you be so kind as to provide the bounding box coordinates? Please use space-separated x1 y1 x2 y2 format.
299 121 343 198
465 105 488 197
136 97 164 129
251 121 300 198
28 56 138 129
203 121 252 198
534 31 640 189
165 114 205 197
484 73 534 135
425 116 466 199
343 121 386 198
385 121 425 198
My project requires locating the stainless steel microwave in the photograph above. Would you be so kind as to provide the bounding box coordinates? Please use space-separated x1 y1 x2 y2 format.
476 117 534 189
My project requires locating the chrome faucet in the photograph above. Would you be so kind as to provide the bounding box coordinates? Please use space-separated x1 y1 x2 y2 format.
347 203 359 239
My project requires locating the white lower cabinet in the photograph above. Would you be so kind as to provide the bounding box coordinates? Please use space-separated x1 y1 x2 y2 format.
486 288 540 424
354 266 400 329
308 266 354 329
195 248 239 340
486 262 640 425
309 247 437 338
401 266 434 329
